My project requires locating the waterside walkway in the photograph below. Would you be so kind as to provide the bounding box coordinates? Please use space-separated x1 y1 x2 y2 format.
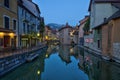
0 45 46 58
0 44 48 77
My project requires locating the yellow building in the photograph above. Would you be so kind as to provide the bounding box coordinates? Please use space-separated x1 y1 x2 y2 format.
0 0 17 50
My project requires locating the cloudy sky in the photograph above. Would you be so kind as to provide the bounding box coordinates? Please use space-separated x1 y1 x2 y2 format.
33 0 90 26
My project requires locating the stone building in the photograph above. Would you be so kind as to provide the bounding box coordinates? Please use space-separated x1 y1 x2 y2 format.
58 23 73 45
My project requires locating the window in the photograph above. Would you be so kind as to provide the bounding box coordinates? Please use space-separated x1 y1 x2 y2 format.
13 20 17 30
4 0 9 8
22 9 24 15
27 24 29 33
23 23 25 33
4 16 9 29
0 38 3 47
97 29 100 34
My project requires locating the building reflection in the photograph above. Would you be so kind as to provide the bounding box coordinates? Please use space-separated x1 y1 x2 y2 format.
77 47 120 80
45 45 58 58
58 45 71 64
1 45 120 80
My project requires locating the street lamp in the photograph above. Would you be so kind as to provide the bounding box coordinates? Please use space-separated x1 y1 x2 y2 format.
37 33 40 37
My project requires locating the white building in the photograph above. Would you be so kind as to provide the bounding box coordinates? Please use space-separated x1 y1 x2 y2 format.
18 0 41 48
58 23 73 45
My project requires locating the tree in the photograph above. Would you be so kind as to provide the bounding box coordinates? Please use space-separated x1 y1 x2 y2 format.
39 22 45 41
83 18 90 35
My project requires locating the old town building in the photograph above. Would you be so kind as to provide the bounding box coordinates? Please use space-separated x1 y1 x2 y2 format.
0 0 17 50
58 23 73 45
18 0 41 48
87 0 120 54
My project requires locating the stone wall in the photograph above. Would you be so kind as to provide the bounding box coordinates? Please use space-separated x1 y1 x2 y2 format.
113 43 120 60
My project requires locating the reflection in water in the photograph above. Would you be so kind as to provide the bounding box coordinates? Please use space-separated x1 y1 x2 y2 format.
1 45 120 80
1 50 46 80
77 48 120 80
41 45 89 80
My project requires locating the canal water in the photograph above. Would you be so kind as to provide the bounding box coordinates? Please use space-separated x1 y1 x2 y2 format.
0 45 120 80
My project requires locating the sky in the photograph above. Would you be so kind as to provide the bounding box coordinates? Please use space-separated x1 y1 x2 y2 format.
33 0 90 26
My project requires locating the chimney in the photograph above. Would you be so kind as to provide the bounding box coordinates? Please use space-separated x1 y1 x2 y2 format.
104 17 107 22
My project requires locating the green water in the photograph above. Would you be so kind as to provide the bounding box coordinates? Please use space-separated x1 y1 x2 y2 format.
1 45 120 80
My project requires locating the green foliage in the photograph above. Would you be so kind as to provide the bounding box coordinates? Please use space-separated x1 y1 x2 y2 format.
83 18 90 32
40 22 45 33
39 22 45 41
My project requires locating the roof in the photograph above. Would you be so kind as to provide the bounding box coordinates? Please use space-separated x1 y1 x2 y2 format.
79 16 89 27
94 0 120 2
58 26 73 32
94 10 120 29
59 26 73 31
73 31 78 35
112 3 120 9
58 23 73 31
88 0 120 11
18 0 40 17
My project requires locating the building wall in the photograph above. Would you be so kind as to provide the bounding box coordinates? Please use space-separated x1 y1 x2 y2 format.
89 2 118 52
101 18 120 61
112 18 120 61
18 1 40 48
59 28 72 45
73 35 78 44
102 24 109 57
94 3 116 27
0 0 17 48
113 18 120 43
79 24 85 45
0 0 17 29
63 28 70 44
79 24 84 38
91 3 118 29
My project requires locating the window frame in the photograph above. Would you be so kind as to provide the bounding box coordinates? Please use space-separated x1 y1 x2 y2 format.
4 0 9 8
3 15 10 29
12 19 17 30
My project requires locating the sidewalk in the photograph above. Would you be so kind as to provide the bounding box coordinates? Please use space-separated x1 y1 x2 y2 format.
0 45 46 59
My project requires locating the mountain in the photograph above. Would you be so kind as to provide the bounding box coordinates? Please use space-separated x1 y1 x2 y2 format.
47 23 64 30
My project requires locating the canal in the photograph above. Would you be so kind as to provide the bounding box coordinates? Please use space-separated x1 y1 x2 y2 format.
1 45 120 80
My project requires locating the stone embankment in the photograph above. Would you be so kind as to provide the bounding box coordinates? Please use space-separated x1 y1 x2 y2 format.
0 45 48 77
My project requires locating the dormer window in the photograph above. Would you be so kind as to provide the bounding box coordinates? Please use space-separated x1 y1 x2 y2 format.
4 0 9 8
